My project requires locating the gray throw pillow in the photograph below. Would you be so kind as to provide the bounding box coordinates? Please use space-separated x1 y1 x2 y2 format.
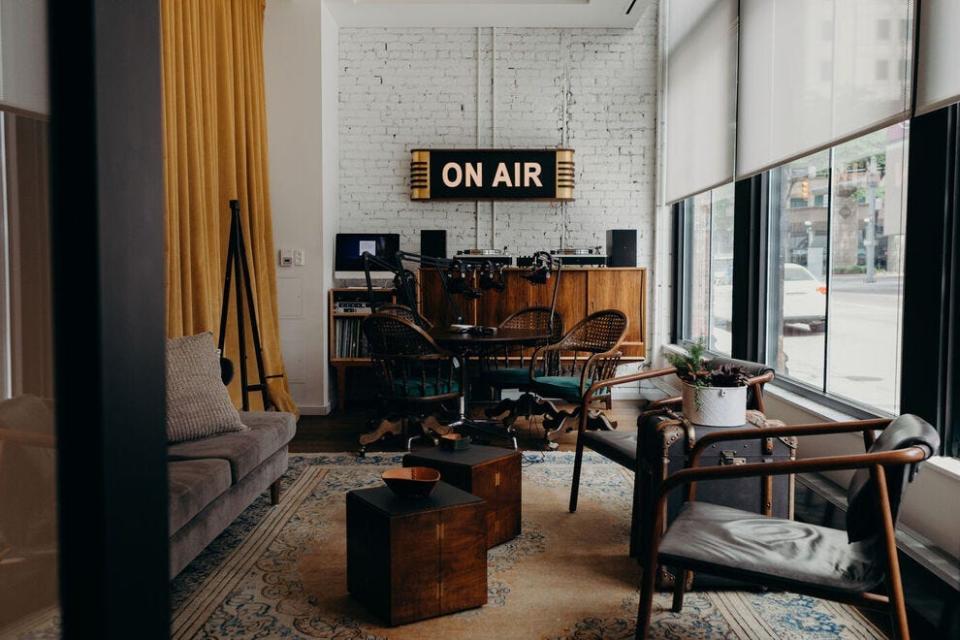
166 332 246 443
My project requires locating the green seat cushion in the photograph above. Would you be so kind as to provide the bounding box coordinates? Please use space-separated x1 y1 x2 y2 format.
531 375 589 403
392 378 461 398
479 367 535 388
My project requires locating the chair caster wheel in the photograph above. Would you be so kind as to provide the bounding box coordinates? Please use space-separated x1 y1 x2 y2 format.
357 447 366 458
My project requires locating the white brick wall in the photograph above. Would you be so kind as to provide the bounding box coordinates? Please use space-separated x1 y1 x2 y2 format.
338 11 659 264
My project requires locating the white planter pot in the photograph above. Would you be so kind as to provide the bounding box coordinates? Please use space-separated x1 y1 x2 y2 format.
681 383 747 427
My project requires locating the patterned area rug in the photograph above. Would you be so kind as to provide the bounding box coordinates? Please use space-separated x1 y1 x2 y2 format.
166 452 885 640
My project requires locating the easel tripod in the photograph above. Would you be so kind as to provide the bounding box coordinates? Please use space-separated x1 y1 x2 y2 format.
217 199 279 411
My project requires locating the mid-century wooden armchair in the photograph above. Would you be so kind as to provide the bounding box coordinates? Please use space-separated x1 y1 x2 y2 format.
568 357 775 555
634 414 940 640
522 309 628 447
358 313 459 454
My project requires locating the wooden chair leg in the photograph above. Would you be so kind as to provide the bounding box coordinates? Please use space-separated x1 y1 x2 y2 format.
671 569 688 613
636 498 666 639
875 464 911 640
269 479 281 506
569 431 586 512
629 473 641 557
636 558 658 639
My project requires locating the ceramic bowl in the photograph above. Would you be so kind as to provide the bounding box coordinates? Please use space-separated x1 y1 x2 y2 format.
382 467 441 498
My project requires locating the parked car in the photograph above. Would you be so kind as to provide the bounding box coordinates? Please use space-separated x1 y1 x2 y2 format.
713 263 826 332
782 263 827 330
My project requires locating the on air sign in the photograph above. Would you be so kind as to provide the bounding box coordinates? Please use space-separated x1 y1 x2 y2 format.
410 149 574 201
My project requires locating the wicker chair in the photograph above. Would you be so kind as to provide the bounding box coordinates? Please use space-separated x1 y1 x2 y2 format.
481 306 564 409
522 309 628 447
358 313 459 454
375 303 433 329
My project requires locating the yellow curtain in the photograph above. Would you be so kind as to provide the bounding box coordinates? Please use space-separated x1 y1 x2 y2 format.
161 0 297 415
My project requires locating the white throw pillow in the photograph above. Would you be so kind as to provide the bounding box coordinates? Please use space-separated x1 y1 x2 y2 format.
166 332 246 443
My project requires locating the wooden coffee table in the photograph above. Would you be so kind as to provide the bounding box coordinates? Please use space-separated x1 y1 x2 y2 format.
404 444 522 548
346 482 487 626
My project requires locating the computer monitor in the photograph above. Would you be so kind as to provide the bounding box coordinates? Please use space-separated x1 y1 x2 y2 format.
334 233 400 279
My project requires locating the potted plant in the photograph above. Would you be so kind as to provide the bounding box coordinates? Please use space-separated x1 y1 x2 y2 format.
665 341 749 427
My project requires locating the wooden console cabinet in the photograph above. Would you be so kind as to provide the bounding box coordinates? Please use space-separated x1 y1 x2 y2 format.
328 288 397 410
419 267 646 359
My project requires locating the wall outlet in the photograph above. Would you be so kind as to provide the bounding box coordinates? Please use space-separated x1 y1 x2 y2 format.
293 249 305 266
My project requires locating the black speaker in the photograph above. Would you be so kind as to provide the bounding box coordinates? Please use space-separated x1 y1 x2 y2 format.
606 229 637 267
421 229 447 259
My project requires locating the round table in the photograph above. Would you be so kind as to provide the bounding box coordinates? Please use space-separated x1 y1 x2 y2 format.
429 326 551 448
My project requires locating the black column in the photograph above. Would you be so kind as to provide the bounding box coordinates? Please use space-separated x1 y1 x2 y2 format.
49 2 169 638
900 105 958 456
670 202 685 344
731 175 768 362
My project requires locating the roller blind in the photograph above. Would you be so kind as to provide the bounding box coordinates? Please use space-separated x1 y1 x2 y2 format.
0 0 48 116
916 0 960 115
663 0 738 204
737 0 913 179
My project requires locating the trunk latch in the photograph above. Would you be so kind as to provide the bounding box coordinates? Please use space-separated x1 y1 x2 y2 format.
720 450 746 466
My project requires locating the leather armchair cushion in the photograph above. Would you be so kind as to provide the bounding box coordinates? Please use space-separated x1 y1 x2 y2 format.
581 430 637 469
658 502 885 594
532 375 589 403
706 356 774 380
846 414 939 542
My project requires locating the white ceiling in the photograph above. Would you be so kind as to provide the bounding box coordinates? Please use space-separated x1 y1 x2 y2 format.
323 0 653 28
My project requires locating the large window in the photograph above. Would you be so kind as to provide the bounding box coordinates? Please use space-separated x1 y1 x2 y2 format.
680 183 734 355
766 123 908 414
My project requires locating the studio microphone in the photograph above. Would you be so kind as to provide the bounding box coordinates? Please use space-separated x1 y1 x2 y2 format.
479 261 505 291
523 251 553 285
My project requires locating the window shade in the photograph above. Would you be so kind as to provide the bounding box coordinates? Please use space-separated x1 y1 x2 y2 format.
737 0 913 179
0 0 48 116
663 0 738 204
916 0 960 115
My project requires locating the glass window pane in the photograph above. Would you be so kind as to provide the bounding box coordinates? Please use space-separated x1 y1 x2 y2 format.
709 183 734 355
0 110 59 634
767 150 830 388
685 192 712 343
826 123 908 413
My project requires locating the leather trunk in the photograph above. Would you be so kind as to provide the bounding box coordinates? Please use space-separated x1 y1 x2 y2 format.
635 410 797 589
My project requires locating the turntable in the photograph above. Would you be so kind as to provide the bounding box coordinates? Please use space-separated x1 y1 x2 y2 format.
454 248 514 266
517 247 607 267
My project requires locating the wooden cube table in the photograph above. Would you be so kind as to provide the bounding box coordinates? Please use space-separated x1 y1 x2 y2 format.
403 445 521 548
346 482 487 626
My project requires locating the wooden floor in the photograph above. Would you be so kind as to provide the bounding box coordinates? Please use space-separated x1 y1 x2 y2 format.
290 398 645 454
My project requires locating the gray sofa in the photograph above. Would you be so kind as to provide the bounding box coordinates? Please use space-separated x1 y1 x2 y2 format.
167 410 296 577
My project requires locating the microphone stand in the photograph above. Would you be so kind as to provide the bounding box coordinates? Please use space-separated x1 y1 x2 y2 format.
361 250 467 325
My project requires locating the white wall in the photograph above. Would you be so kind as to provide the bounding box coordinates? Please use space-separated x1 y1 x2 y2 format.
337 17 659 260
264 0 334 414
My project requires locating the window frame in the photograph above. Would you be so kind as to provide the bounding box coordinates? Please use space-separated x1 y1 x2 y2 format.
674 186 735 356
673 109 960 454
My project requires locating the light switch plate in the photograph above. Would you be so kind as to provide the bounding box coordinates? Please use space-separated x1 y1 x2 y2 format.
279 248 294 267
